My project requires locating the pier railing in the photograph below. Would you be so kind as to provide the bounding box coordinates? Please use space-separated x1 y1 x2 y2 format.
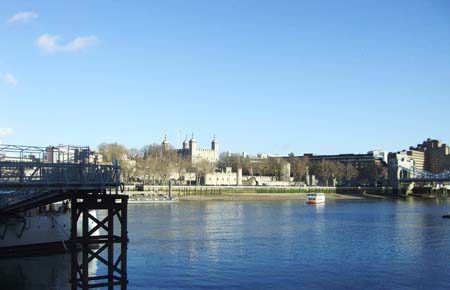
0 161 119 188
0 161 120 214
0 144 121 214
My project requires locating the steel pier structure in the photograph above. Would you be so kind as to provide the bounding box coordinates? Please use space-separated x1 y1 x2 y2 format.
70 193 128 290
0 144 128 289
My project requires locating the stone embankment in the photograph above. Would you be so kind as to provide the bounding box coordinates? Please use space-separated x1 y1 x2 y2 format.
124 185 396 201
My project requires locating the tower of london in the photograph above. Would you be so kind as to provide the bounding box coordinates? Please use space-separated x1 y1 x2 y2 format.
161 135 219 165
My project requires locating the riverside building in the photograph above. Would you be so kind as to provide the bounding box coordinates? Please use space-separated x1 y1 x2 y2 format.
388 138 450 175
387 138 450 188
286 151 387 171
408 138 450 173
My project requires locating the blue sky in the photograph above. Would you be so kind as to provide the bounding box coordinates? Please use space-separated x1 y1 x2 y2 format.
0 0 449 155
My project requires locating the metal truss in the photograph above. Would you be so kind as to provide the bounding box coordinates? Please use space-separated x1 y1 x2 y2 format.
0 162 118 186
0 161 120 213
0 144 129 289
0 144 91 163
397 165 450 182
70 193 128 290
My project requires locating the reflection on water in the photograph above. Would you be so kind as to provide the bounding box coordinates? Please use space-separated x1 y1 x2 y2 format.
127 200 450 290
0 252 97 290
313 203 325 212
1 200 450 290
0 254 70 290
204 202 243 263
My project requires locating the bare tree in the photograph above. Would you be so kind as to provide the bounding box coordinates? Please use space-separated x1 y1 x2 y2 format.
289 156 310 181
358 163 387 186
194 160 214 185
98 143 129 163
310 160 343 186
342 163 358 185
98 143 133 181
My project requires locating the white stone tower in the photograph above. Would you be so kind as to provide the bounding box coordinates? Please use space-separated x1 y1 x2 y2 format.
162 135 170 152
189 134 197 156
237 168 243 186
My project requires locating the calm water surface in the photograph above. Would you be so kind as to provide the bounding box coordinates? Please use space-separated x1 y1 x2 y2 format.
1 199 450 290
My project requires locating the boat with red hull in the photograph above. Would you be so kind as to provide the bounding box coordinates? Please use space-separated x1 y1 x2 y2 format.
306 193 326 204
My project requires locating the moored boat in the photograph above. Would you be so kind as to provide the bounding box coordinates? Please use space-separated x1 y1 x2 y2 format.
128 197 179 204
0 202 99 256
127 192 179 204
306 193 326 204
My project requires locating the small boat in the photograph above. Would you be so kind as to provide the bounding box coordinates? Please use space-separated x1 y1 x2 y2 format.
0 202 99 256
306 193 326 204
442 214 450 219
128 197 179 204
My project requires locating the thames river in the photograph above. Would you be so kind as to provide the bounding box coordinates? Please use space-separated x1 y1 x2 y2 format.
2 199 450 290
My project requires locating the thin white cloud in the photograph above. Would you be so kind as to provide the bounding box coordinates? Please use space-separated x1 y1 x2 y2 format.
36 34 59 52
8 11 38 24
65 36 98 52
36 34 98 53
0 128 14 138
1 73 18 86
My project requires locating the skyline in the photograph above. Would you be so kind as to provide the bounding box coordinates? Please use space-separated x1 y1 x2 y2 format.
0 129 445 158
1 1 450 155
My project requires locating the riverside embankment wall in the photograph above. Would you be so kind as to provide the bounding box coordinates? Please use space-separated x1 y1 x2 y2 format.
124 185 394 197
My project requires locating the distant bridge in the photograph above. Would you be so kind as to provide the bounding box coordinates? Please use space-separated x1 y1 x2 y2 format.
397 165 450 183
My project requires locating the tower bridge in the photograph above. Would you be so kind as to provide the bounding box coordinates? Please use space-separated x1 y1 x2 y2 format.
388 138 450 191
0 144 128 290
397 165 450 183
389 163 450 196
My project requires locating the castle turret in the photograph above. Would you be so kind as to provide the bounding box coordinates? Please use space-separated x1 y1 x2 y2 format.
189 134 197 153
211 136 218 152
183 135 189 150
162 135 170 152
281 163 291 182
237 168 243 186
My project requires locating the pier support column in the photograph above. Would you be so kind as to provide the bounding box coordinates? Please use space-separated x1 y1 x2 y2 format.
70 193 128 290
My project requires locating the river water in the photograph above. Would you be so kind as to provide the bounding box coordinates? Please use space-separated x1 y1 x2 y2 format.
1 199 450 290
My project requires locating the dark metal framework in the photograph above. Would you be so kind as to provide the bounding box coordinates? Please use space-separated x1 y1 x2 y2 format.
0 144 92 163
0 144 128 289
0 144 47 162
70 193 128 290
0 162 118 186
0 161 120 214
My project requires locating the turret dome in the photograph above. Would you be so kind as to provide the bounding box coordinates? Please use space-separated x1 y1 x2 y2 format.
189 133 197 143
